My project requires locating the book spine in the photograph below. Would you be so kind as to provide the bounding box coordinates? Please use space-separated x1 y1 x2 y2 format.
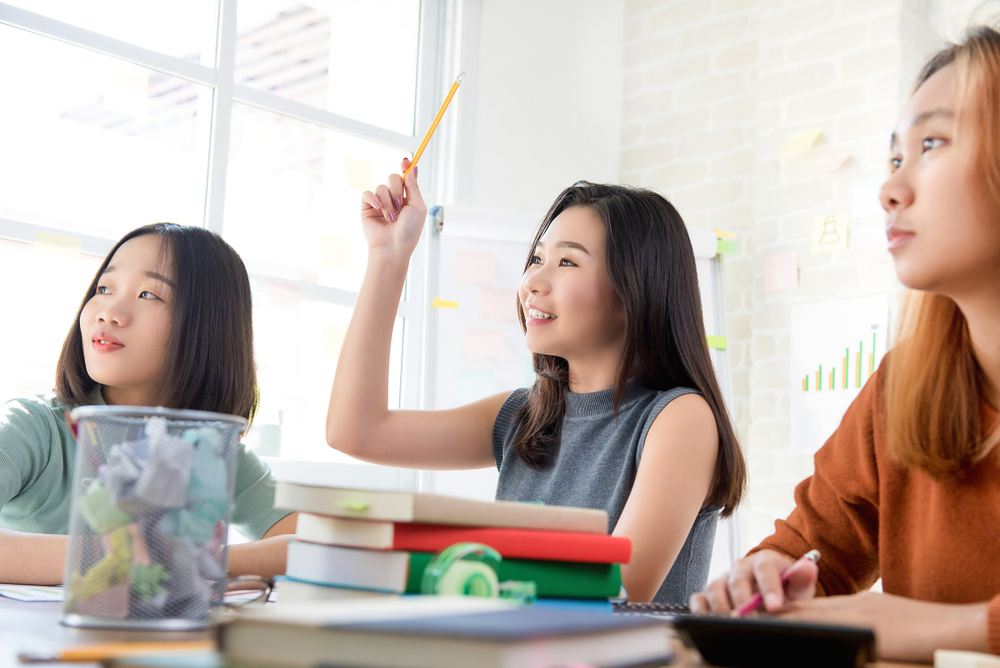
405 553 621 599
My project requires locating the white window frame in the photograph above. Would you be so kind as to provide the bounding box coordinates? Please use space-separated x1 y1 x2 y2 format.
0 0 460 487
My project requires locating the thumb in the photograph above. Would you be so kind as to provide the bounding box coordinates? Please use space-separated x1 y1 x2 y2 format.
783 560 819 602
402 158 425 210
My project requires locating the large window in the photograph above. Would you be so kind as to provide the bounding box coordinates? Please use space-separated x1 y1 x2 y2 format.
0 1 444 469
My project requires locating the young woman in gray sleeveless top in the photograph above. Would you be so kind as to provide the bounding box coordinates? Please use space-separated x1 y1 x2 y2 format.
326 161 746 604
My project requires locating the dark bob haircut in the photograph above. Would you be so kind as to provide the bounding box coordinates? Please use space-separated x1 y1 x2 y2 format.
513 182 746 517
56 223 258 424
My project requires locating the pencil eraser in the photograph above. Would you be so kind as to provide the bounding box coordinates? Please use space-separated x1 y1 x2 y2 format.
935 649 1000 668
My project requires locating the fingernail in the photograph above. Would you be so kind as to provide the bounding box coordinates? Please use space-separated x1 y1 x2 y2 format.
394 197 402 211
388 209 396 222
372 199 382 209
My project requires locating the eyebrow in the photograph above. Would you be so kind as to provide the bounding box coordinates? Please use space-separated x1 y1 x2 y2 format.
535 240 591 255
102 265 177 289
889 108 955 149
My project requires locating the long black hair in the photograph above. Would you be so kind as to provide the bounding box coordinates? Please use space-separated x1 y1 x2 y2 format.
56 223 258 424
513 182 746 516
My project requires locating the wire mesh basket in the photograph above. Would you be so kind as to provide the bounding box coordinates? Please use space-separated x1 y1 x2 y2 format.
62 405 246 630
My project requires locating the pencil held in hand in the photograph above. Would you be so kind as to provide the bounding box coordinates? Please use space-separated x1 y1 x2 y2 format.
402 72 464 181
735 549 821 617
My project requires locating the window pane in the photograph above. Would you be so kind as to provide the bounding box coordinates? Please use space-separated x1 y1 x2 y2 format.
236 1 420 135
246 280 404 462
8 0 219 65
0 26 212 239
224 102 410 292
0 238 103 400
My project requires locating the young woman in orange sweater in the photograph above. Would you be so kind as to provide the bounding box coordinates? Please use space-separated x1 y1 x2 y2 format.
690 27 1000 662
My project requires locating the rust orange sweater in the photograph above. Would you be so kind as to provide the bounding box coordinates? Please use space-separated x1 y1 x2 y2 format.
756 367 1000 652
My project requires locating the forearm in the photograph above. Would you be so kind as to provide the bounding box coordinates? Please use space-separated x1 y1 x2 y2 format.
326 250 409 452
227 535 291 579
0 528 67 584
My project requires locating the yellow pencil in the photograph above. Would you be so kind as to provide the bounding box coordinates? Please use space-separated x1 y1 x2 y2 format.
19 640 214 663
402 72 465 181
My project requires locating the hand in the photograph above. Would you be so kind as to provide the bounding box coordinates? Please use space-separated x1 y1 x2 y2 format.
360 157 427 260
689 548 818 614
778 591 990 663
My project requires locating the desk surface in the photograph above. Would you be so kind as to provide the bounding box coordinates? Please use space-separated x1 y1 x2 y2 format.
0 597 925 668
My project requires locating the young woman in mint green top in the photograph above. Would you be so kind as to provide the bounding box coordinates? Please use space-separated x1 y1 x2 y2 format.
0 224 295 584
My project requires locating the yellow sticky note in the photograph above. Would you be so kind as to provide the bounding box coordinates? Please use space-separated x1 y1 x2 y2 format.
778 128 822 157
432 298 459 309
322 324 348 358
343 157 374 192
809 151 851 176
706 335 728 350
714 229 737 239
320 234 350 271
35 232 80 260
812 213 850 255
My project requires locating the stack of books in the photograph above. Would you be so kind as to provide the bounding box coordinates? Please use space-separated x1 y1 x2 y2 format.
272 482 631 607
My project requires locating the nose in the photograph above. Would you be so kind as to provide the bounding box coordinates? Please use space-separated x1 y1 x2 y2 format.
879 169 914 213
520 262 550 297
94 296 130 328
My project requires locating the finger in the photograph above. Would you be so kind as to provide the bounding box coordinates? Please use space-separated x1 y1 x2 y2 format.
783 560 819 601
689 592 709 614
374 184 395 222
386 173 403 212
360 190 383 212
726 560 757 609
401 157 425 211
752 555 791 612
702 576 734 614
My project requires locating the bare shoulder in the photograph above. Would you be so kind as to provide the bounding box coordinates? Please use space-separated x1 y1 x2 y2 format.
646 392 719 448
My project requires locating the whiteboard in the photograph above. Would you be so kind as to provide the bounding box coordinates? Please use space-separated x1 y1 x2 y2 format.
419 205 741 570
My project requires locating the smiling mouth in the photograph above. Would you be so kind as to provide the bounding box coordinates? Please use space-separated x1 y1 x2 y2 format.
527 308 556 320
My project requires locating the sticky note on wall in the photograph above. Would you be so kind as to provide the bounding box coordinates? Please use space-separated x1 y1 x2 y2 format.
764 251 799 293
454 251 497 286
267 279 301 310
463 328 505 360
778 128 822 157
480 287 518 322
811 213 849 255
320 234 351 271
35 232 80 260
343 157 374 192
322 325 348 358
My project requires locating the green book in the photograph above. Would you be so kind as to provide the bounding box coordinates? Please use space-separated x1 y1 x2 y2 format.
405 552 621 599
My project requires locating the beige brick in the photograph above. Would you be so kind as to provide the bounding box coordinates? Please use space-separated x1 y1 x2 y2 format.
678 72 747 106
842 45 900 80
677 127 745 159
781 453 815 481
728 311 752 339
836 104 897 142
646 108 709 140
759 4 836 42
729 339 743 367
624 34 676 68
624 17 645 43
716 0 760 15
626 0 670 18
868 71 903 104
717 41 759 70
752 334 776 361
757 62 835 102
869 11 898 44
751 393 776 419
837 0 897 19
712 94 755 126
756 104 780 132
726 286 744 311
750 300 791 329
786 23 867 63
748 451 776 478
709 202 754 229
647 54 713 87
711 150 756 178
621 121 643 147
620 170 644 186
647 160 709 190
754 217 779 245
786 84 867 123
623 89 673 120
672 178 744 210
751 360 787 389
799 266 842 296
623 70 643 96
621 141 675 169
680 16 749 51
758 44 784 71
650 0 713 33
724 256 753 286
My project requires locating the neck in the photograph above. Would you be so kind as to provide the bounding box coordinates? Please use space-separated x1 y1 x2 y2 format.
566 350 623 394
100 385 153 407
953 290 1000 408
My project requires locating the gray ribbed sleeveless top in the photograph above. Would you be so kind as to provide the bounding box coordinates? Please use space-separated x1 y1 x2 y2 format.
492 381 719 605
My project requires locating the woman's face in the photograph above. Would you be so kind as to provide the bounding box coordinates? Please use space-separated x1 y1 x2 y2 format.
518 205 626 367
79 234 174 405
881 63 1000 297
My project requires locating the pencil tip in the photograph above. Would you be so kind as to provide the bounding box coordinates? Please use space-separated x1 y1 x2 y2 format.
456 72 465 83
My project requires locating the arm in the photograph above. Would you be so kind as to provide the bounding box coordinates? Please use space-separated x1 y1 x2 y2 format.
613 393 719 602
227 513 298 578
326 158 505 470
0 529 66 584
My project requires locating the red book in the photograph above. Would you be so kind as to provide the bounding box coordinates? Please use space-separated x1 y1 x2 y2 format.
295 513 631 564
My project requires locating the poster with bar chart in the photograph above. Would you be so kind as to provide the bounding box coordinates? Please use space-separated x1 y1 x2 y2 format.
790 296 889 453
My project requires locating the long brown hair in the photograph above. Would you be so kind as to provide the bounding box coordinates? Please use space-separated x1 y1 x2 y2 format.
512 182 746 517
56 223 259 424
884 27 1000 476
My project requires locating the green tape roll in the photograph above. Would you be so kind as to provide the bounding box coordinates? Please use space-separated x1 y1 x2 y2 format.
436 560 499 597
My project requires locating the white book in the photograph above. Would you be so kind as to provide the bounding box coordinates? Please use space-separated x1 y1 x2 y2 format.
274 576 397 604
285 541 410 592
274 482 608 534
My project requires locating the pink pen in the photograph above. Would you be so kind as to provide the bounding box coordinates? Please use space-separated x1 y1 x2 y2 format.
735 549 821 617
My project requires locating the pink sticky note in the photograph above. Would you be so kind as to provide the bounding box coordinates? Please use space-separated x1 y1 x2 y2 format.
454 251 497 286
808 151 851 176
764 251 799 293
463 328 506 360
480 287 518 322
267 279 301 310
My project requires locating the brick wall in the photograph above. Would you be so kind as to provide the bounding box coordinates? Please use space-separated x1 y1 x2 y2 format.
621 0 984 554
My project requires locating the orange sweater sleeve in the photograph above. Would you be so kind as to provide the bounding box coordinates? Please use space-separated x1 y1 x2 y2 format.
752 370 884 596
